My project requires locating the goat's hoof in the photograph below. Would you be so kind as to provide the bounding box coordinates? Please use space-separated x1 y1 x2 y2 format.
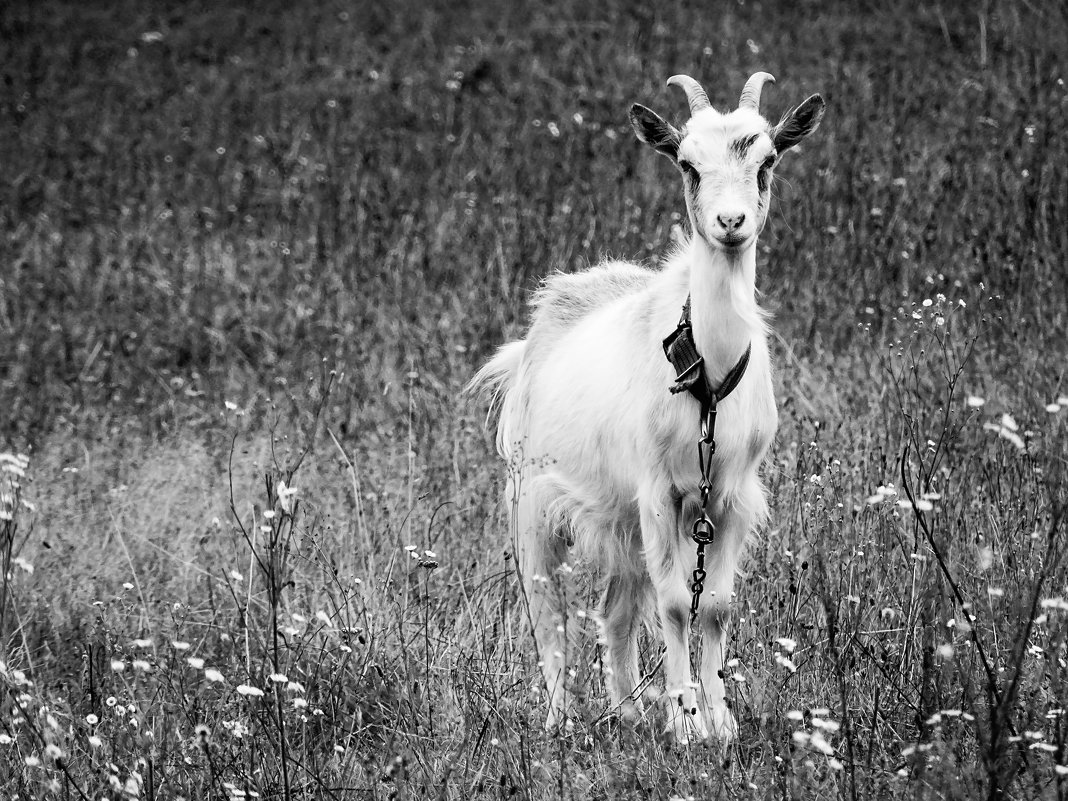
665 705 709 745
706 702 738 743
618 700 644 725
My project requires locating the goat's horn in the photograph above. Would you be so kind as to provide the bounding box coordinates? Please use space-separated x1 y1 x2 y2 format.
738 71 776 111
666 74 711 116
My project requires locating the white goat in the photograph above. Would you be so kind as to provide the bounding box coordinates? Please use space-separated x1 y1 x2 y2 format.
472 72 824 742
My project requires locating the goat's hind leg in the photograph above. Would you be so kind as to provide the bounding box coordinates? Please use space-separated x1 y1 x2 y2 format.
511 476 572 729
601 567 650 725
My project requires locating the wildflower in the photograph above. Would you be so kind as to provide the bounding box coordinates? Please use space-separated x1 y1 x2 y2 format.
776 637 797 653
25 755 41 767
809 731 834 755
204 669 224 683
268 673 288 684
865 485 897 505
88 735 102 748
236 684 264 697
195 724 211 743
774 653 797 673
277 481 298 514
133 660 151 672
983 419 1025 451
222 720 250 738
286 681 306 693
124 774 143 796
966 395 985 408
292 698 308 709
187 657 205 669
131 638 154 649
172 641 190 650
45 743 63 760
86 714 99 725
111 660 125 673
105 696 117 707
1046 403 1061 413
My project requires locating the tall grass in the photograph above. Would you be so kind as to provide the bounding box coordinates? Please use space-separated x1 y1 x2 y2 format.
2 0 1067 798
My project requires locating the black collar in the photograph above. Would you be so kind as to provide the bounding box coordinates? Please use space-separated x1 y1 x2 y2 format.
662 295 751 414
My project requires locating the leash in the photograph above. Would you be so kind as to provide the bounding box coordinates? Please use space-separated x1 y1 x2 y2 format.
662 296 751 624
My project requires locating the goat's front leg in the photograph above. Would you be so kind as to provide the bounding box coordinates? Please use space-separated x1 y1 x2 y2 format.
640 487 707 743
694 500 752 742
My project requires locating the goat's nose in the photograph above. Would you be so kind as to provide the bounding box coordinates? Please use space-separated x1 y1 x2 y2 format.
716 211 746 232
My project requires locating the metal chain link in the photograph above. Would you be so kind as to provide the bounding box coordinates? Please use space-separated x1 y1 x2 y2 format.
689 402 718 625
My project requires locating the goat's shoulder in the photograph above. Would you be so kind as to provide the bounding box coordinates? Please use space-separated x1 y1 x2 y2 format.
530 260 654 333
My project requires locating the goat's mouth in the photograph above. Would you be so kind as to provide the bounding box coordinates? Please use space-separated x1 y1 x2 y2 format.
711 232 752 250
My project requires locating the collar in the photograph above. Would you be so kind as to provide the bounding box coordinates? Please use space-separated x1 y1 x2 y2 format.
662 295 752 413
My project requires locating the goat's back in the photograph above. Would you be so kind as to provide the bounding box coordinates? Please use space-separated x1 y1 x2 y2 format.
526 261 654 362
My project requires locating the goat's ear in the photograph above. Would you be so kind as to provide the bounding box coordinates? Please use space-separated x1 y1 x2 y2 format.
771 94 825 152
629 104 681 159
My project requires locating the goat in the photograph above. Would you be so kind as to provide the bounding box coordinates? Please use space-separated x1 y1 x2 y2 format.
471 72 824 742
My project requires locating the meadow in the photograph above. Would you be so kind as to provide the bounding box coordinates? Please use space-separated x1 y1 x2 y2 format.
1 0 1067 798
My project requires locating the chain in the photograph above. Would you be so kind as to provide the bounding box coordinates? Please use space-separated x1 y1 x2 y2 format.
689 401 717 625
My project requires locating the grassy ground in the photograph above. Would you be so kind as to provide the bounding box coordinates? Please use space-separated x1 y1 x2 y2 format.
2 0 1068 798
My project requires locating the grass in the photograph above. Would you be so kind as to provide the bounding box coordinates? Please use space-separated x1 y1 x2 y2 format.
2 0 1068 798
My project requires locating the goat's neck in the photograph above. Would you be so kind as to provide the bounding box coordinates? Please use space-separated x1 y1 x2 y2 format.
687 236 759 386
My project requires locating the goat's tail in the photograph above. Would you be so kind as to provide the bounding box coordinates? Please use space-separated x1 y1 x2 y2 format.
466 340 527 457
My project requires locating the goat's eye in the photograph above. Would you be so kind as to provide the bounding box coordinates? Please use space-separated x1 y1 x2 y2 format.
678 160 699 179
757 156 775 191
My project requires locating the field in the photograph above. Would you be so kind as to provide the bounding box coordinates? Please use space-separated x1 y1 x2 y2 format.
2 0 1068 798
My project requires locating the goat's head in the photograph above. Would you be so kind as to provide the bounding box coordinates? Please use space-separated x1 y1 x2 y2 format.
630 72 824 254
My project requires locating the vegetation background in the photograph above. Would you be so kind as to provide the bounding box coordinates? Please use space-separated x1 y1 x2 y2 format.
1 0 1067 798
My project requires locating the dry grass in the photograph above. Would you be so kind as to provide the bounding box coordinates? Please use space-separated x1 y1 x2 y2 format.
2 1 1068 798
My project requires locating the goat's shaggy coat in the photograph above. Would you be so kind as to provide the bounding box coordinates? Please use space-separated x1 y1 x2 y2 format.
472 73 824 742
